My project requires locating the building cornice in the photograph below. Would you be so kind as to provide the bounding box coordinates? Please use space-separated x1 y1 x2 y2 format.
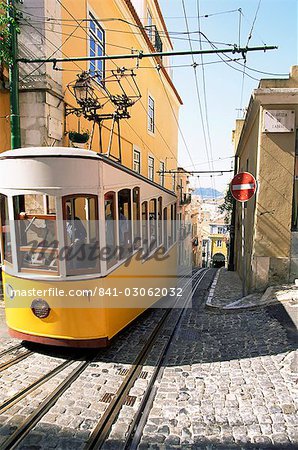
254 88 298 104
123 0 183 105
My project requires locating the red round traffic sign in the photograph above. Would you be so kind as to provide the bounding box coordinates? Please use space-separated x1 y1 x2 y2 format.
230 172 257 202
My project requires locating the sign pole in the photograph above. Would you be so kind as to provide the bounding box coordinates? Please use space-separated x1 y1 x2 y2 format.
230 171 257 298
242 201 246 297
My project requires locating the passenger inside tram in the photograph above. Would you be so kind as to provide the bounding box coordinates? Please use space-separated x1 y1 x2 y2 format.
63 196 99 274
65 205 87 243
105 193 117 268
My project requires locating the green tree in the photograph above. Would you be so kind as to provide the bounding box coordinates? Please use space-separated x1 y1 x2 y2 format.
0 1 20 65
219 187 234 225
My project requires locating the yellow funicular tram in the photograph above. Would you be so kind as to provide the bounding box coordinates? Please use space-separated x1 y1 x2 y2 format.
0 147 178 347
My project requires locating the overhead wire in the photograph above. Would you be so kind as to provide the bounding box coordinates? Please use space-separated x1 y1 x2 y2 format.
17 8 240 28
20 14 284 79
183 156 234 168
239 0 262 112
197 31 261 81
19 18 85 82
20 16 239 48
55 0 183 177
17 1 276 191
181 0 215 198
157 69 201 189
196 0 216 197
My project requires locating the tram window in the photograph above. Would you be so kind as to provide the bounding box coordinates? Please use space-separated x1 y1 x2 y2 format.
105 191 117 269
47 196 56 214
149 199 157 252
142 201 148 255
118 189 132 257
21 194 56 215
174 203 177 242
133 187 141 249
163 207 168 251
171 203 176 244
0 195 12 263
63 195 100 275
158 196 162 246
168 207 173 247
14 194 58 274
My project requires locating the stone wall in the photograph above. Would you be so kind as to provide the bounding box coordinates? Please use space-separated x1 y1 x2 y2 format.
18 0 64 147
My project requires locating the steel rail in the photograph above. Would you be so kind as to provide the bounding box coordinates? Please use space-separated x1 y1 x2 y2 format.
0 350 33 373
84 268 207 450
1 359 91 450
126 269 214 450
0 359 74 414
0 344 23 358
0 268 201 450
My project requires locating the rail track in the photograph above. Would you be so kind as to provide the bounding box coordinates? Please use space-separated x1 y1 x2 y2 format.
0 267 213 450
84 268 211 450
0 347 33 373
0 343 23 358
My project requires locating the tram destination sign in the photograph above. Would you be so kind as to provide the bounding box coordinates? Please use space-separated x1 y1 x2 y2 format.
230 172 257 202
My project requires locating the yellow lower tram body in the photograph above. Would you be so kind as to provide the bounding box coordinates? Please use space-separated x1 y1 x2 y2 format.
3 249 177 348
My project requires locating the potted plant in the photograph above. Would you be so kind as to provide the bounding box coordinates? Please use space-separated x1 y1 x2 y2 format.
68 130 90 148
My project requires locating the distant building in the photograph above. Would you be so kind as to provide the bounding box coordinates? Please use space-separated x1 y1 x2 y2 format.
190 197 203 267
208 222 228 268
233 65 298 292
191 196 229 268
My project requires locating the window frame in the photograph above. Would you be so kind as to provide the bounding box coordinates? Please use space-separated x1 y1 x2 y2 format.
133 147 141 174
89 11 105 83
149 198 157 252
0 194 12 264
62 194 100 276
14 194 59 275
141 200 149 256
159 161 165 187
132 187 141 248
148 94 155 134
148 155 154 182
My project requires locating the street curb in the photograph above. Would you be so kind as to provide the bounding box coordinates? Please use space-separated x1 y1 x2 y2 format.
205 269 221 308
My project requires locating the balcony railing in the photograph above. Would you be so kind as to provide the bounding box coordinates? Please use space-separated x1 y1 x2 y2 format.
180 193 191 205
144 25 163 53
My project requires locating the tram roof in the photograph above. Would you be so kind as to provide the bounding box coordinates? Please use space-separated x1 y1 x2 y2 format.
0 147 177 198
0 147 99 160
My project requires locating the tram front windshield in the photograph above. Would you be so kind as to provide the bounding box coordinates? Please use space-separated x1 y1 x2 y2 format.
14 194 59 274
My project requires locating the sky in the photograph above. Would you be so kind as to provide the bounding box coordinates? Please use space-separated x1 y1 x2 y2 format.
159 0 297 193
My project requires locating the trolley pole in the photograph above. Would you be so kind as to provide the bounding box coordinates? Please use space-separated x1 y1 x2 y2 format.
7 0 21 149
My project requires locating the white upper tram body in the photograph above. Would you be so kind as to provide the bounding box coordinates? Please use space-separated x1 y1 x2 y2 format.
0 147 177 281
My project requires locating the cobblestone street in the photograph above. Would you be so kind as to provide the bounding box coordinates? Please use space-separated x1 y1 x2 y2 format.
139 270 298 449
0 270 297 449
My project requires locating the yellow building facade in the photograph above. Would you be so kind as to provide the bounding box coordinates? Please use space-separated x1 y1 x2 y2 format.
0 0 182 191
0 66 11 151
209 233 228 268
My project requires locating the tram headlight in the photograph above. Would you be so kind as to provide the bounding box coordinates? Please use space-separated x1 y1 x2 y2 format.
31 299 51 319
